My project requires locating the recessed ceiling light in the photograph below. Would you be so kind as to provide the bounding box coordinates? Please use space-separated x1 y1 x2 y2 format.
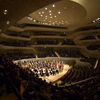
58 11 61 14
52 4 55 8
4 9 8 15
54 15 56 18
45 16 47 18
50 16 52 18
45 8 48 10
49 13 52 16
49 10 52 13
33 19 36 22
6 20 10 25
38 12 41 14
40 15 43 17
27 16 33 20
42 11 44 14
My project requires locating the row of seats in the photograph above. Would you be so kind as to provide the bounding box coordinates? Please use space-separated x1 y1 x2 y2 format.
0 55 100 100
61 65 94 84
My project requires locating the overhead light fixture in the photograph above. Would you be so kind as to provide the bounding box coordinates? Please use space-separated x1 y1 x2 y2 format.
50 16 52 18
49 13 52 16
45 16 47 18
42 11 44 14
6 20 10 25
40 15 43 17
49 10 52 13
52 4 55 8
58 11 61 14
45 8 48 10
27 16 33 20
54 15 56 18
3 9 8 15
33 19 36 22
38 12 41 14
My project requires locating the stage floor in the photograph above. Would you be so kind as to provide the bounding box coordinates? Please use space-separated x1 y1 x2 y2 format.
39 64 70 83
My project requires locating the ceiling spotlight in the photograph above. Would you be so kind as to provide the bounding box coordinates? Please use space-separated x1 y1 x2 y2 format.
49 13 52 16
40 15 43 17
33 19 36 22
3 9 8 15
27 16 33 20
92 21 95 23
54 15 56 18
38 12 41 14
45 16 47 18
49 10 52 13
52 4 55 8
42 11 44 14
6 20 10 25
45 8 48 10
58 11 61 14
50 16 52 18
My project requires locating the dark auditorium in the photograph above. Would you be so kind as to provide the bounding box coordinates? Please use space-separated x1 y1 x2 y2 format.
0 0 100 100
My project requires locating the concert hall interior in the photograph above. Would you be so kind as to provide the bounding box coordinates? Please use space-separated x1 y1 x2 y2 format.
0 0 100 100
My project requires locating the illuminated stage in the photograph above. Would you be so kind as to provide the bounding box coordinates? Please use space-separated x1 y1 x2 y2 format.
39 64 70 83
13 57 72 83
